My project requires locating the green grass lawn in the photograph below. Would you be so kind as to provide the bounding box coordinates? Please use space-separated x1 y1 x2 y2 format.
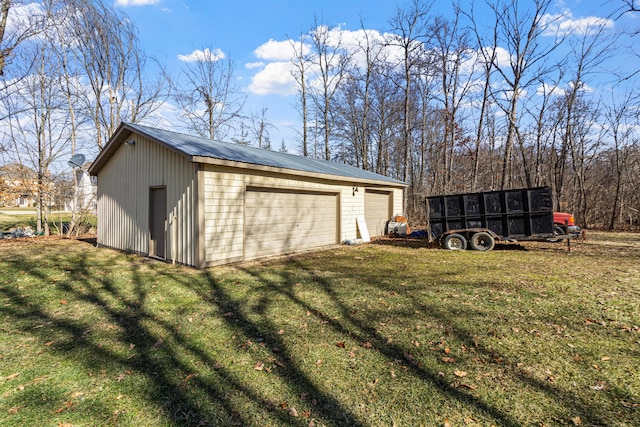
0 233 638 426
0 211 96 235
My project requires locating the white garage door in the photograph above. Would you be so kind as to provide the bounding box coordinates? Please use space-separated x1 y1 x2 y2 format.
365 190 391 237
244 188 338 260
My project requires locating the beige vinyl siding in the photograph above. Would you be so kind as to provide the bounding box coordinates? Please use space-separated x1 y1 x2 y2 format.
201 166 344 265
364 190 391 237
96 133 198 266
244 188 338 260
201 165 405 266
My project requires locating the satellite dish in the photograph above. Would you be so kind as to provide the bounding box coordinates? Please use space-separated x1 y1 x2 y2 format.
67 153 86 168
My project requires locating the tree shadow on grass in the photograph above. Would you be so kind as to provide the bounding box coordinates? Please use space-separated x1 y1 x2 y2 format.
227 254 633 426
0 245 368 426
0 241 635 426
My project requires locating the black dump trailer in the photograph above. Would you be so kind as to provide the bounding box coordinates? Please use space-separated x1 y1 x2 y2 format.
427 186 555 251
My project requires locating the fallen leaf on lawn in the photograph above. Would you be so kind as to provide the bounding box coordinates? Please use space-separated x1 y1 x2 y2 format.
413 341 420 347
459 383 477 390
254 362 264 371
601 356 611 361
454 370 467 377
570 416 582 425
153 338 164 348
362 341 372 349
444 418 452 427
589 382 608 391
116 394 123 400
348 352 356 358
4 372 20 381
289 407 299 417
44 341 54 347
8 406 20 414
444 347 451 354
60 300 68 305
279 401 288 409
116 373 126 381
441 357 456 363
52 400 74 414
277 329 285 335
316 359 323 365
335 342 345 348
302 409 311 418
184 373 198 382
222 312 234 317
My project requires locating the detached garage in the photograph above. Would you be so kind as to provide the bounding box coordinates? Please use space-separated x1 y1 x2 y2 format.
89 122 406 268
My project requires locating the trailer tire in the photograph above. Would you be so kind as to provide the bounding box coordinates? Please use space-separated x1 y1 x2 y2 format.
469 232 495 251
547 226 565 243
443 233 467 250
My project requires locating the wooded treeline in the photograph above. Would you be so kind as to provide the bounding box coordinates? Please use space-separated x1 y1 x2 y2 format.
293 1 640 230
0 0 639 233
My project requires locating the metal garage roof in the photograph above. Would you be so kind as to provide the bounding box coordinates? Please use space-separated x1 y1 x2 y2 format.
91 122 405 186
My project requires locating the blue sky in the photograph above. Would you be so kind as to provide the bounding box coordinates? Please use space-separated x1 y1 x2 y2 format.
116 0 406 148
113 0 637 152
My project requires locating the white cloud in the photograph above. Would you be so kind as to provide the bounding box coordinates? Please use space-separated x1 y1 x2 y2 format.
245 62 265 69
542 9 614 37
5 2 45 37
249 28 403 96
115 0 160 6
177 48 225 63
254 39 307 61
248 62 297 96
536 82 565 97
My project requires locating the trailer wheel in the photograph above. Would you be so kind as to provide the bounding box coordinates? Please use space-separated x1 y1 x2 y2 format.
547 226 565 243
469 232 495 251
443 233 467 250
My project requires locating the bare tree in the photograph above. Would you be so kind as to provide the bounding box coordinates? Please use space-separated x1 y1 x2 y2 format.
464 2 500 191
387 0 433 207
4 43 70 235
174 47 245 140
290 33 313 157
68 0 168 149
307 19 350 160
0 0 50 76
333 24 390 170
601 93 636 230
483 0 563 189
431 8 475 193
248 106 274 149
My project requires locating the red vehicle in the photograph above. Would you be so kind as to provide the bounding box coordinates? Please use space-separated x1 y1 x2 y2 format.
553 212 581 236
